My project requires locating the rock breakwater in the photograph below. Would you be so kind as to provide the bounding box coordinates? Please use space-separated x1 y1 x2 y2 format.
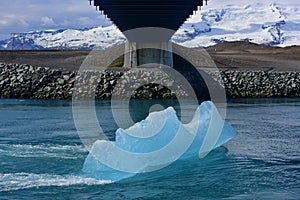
217 71 300 98
0 63 299 99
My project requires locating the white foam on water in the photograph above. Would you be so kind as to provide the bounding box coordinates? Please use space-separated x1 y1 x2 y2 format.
0 144 87 159
0 173 111 192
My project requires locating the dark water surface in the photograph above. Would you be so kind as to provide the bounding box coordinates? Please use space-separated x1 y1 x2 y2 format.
0 99 299 199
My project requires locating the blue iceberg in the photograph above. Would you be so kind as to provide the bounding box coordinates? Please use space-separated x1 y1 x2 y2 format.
82 101 237 182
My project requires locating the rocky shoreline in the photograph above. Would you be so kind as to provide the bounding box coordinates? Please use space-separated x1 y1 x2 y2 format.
0 63 299 99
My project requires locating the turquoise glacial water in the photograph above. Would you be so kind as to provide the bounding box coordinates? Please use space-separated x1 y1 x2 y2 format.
0 99 299 199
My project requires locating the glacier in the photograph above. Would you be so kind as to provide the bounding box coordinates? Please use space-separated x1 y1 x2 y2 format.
82 101 237 182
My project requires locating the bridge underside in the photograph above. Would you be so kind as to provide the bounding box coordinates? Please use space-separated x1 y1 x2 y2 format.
90 0 207 67
91 0 205 41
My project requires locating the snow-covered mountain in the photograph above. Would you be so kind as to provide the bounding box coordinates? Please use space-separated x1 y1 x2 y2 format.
1 1 299 50
176 1 300 47
0 26 125 50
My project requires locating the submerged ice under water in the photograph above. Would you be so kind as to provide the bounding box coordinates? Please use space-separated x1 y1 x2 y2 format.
83 101 237 182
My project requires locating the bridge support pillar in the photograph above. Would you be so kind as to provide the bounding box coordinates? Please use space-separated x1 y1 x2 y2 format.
124 40 173 68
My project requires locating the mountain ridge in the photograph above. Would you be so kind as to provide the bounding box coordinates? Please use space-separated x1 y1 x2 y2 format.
1 1 299 50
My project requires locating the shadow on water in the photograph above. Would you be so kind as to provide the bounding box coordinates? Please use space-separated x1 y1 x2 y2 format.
95 99 198 141
173 52 213 102
129 99 180 123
